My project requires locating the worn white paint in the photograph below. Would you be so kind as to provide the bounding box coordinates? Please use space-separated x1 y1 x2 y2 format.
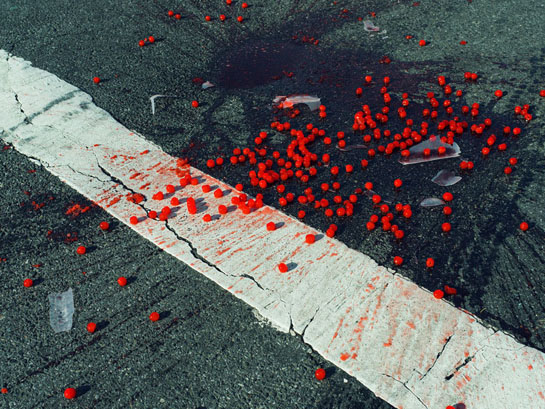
1 50 544 409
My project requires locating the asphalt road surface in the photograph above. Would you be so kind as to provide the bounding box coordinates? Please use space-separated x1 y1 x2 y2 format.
1 0 545 407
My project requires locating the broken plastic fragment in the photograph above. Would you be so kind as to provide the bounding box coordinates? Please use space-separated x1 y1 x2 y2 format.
363 20 380 32
202 81 215 89
273 95 321 111
399 136 461 165
431 169 462 186
336 144 368 152
49 288 74 333
420 197 446 207
150 95 179 115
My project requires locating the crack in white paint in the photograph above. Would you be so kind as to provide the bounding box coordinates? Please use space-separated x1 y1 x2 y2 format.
383 373 429 409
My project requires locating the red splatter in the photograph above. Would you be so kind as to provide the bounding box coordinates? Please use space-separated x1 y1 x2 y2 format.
126 193 145 204
46 230 79 243
31 201 45 210
65 203 90 217
64 232 78 243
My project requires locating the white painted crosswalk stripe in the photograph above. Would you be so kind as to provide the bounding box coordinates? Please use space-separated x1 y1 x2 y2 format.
1 49 544 409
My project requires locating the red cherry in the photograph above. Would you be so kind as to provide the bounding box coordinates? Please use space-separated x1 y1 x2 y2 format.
315 368 326 380
64 388 77 399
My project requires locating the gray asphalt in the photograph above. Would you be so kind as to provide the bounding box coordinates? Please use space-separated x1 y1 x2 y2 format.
1 0 545 407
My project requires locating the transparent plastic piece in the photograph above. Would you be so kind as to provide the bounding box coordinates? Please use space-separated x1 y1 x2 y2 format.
49 288 74 333
202 81 215 89
420 197 446 207
273 95 321 111
431 169 462 186
399 136 461 165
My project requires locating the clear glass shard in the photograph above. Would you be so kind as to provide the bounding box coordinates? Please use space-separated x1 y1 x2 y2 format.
364 189 392 204
273 95 321 111
420 197 446 207
399 135 461 165
49 288 74 333
336 144 368 152
363 20 380 32
431 169 462 186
